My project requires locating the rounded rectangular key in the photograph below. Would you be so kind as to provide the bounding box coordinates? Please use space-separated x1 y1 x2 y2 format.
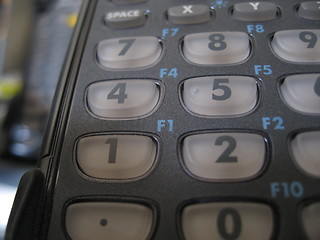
105 9 147 28
66 202 154 240
301 202 320 240
167 4 211 24
182 76 258 116
181 132 266 181
298 1 320 20
87 79 161 119
280 74 320 114
76 134 158 180
271 30 320 63
182 202 274 240
291 131 320 178
182 32 250 65
233 2 278 21
97 36 162 69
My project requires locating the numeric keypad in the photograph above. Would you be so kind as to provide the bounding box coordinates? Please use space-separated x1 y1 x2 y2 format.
51 1 320 240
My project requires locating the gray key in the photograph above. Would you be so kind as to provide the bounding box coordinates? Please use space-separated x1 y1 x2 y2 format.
182 76 257 116
167 4 211 24
281 74 320 114
233 2 277 21
77 134 157 180
87 79 161 119
183 32 250 65
97 36 162 69
298 1 320 20
66 202 153 240
182 132 266 181
105 9 147 28
182 202 274 240
301 202 320 240
291 131 320 178
271 29 320 63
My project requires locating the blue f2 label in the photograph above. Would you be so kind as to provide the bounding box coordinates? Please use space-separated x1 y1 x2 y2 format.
262 117 285 130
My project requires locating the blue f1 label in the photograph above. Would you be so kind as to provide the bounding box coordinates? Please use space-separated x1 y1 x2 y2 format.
157 120 174 132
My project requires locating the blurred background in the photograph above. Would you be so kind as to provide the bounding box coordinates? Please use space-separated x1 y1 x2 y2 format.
0 0 83 238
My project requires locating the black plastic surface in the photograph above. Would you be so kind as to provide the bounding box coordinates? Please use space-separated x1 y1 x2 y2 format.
5 169 45 240
10 0 320 239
